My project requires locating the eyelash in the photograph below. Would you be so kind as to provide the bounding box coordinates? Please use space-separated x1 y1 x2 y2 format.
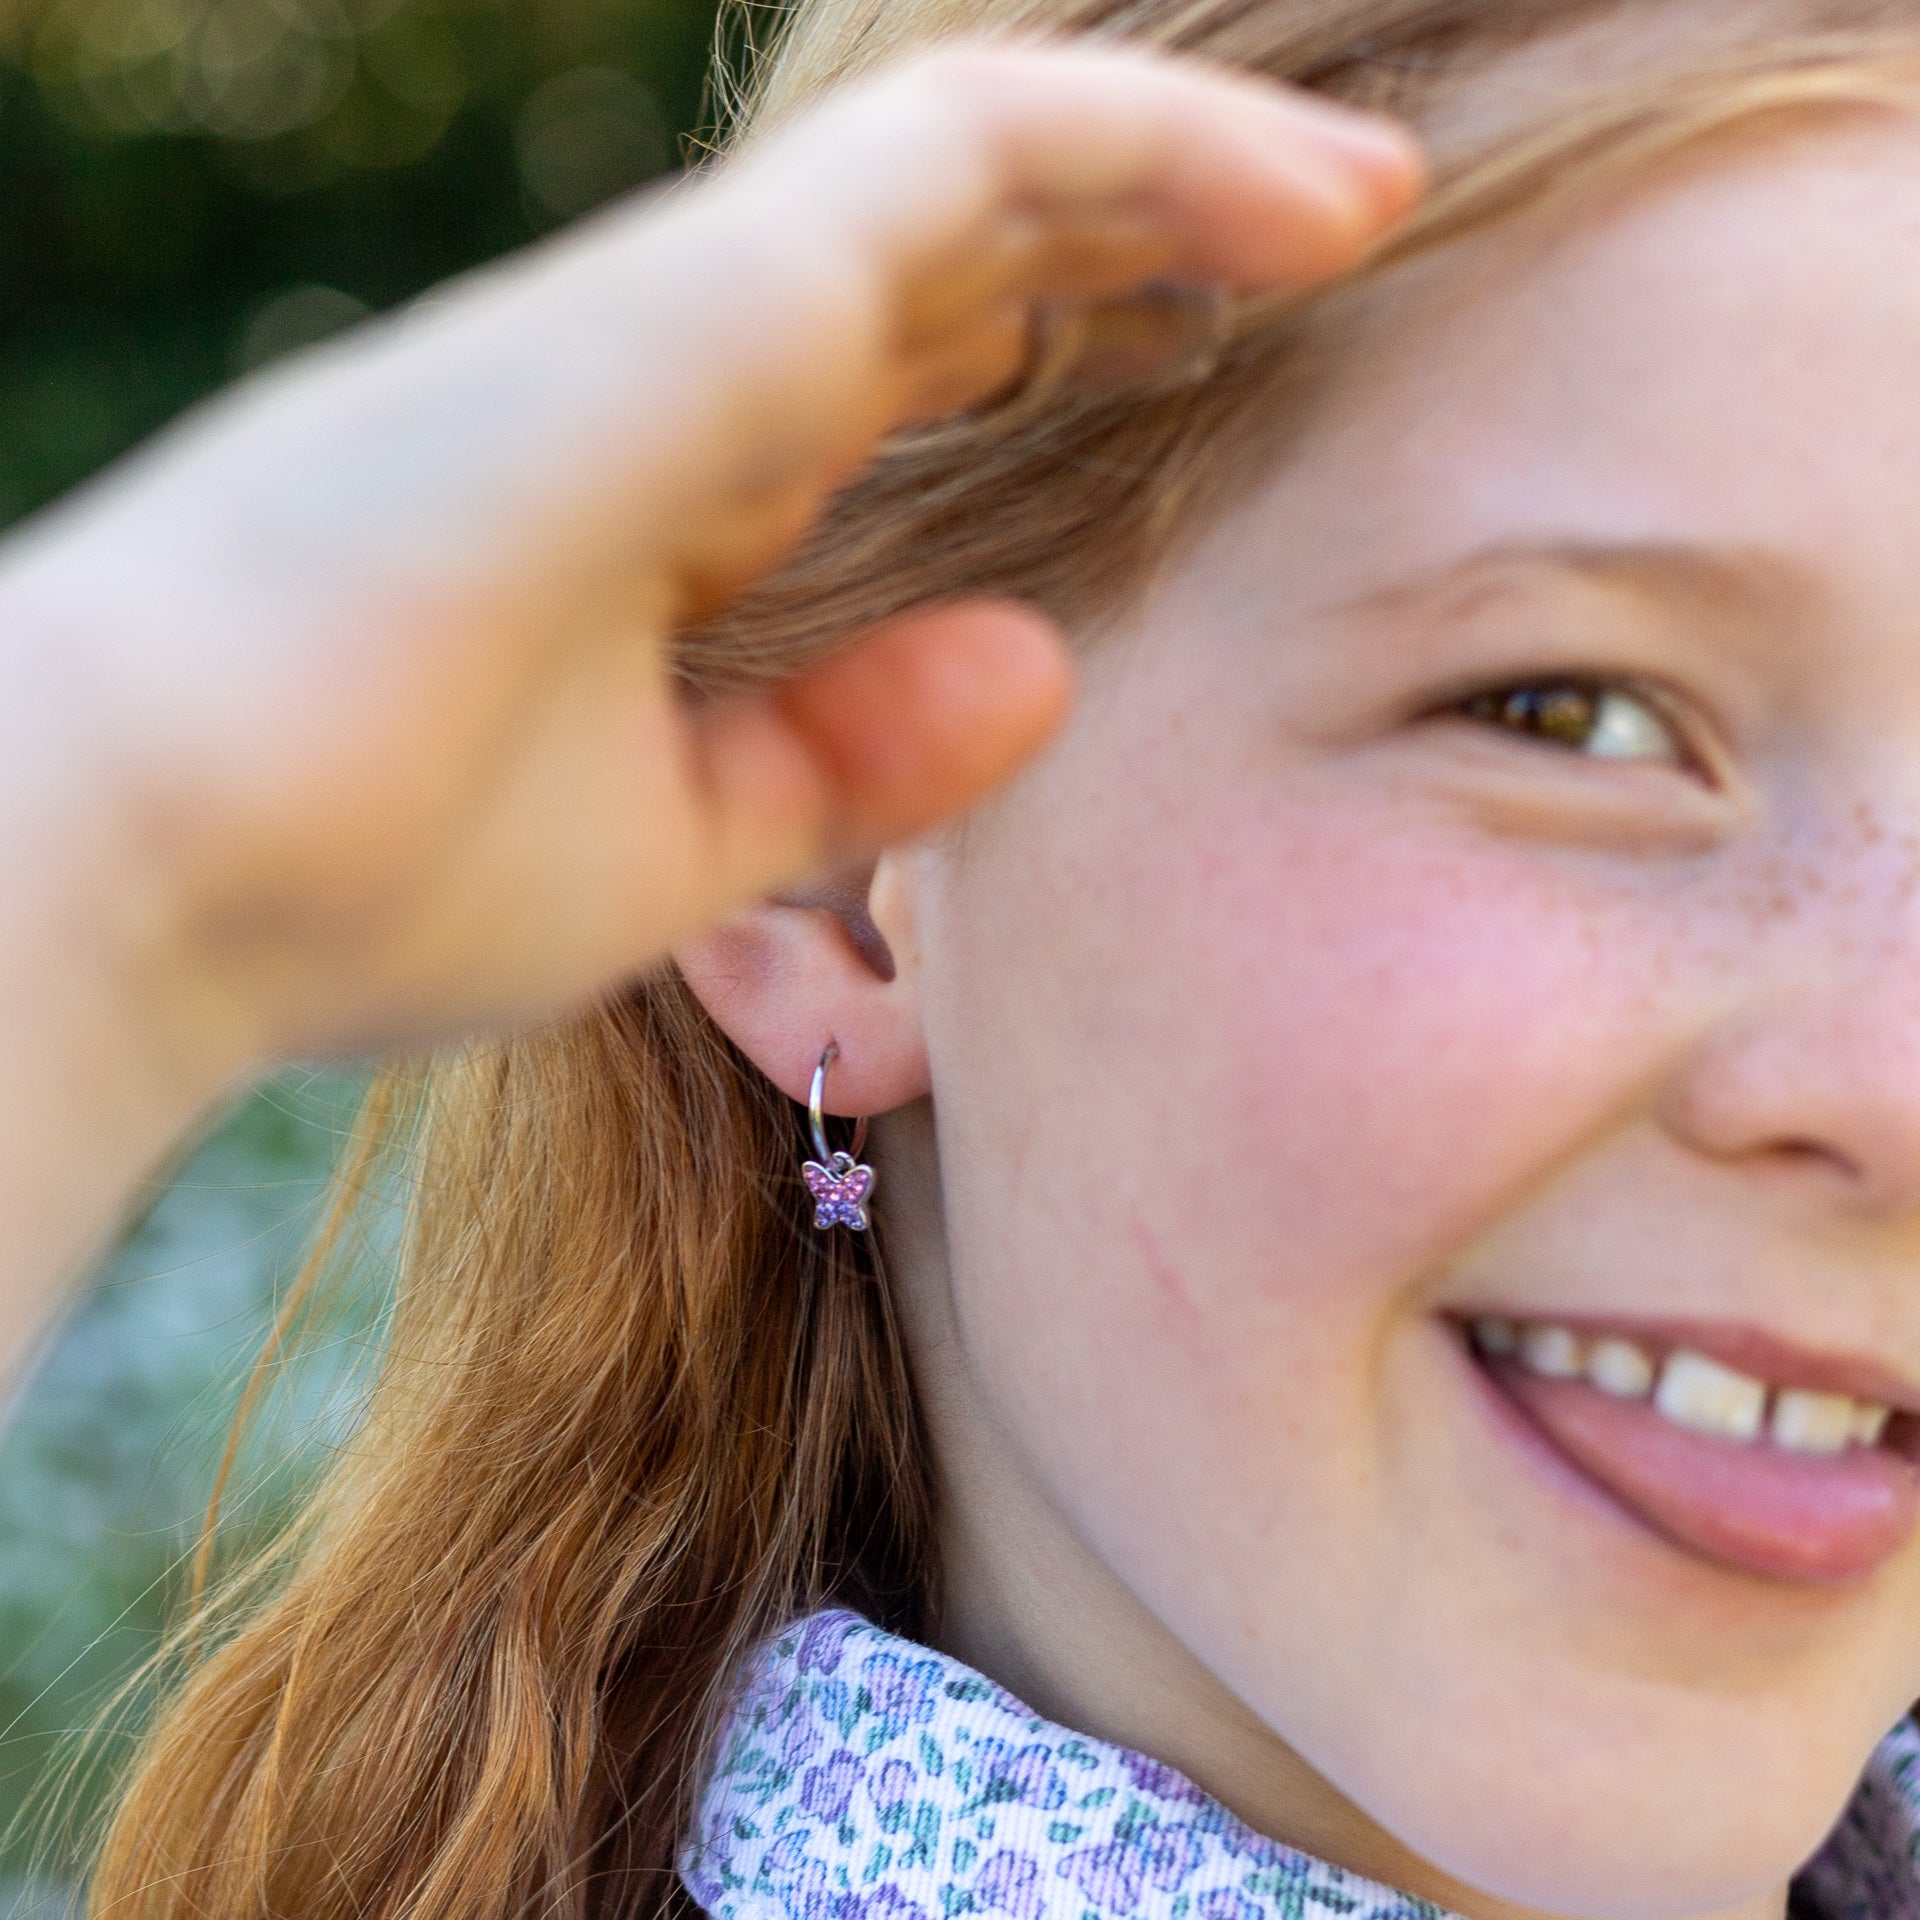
1454 678 1687 767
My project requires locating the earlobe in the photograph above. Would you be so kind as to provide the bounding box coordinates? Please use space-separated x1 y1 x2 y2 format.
673 854 930 1116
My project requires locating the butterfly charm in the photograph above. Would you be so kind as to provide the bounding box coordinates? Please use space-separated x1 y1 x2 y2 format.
802 1153 875 1231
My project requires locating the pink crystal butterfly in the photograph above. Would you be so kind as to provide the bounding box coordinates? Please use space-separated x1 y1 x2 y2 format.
802 1154 875 1232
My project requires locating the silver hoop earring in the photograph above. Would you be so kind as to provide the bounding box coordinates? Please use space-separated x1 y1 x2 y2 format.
802 1042 875 1232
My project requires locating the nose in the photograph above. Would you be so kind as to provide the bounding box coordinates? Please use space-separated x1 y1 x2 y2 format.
1662 878 1920 1217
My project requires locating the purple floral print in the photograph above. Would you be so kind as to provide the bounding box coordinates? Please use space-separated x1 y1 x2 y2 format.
1198 1891 1262 1920
976 1848 1044 1920
678 1609 1920 1920
800 1752 862 1825
871 1757 918 1817
969 1738 1067 1812
797 1613 857 1678
1120 1753 1206 1809
861 1649 944 1740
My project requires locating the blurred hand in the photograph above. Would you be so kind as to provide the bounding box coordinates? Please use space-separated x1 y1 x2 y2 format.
0 41 1418 1187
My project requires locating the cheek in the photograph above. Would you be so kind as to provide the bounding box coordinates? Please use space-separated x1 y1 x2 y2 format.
1178 793 1661 1308
926 737 1697 1545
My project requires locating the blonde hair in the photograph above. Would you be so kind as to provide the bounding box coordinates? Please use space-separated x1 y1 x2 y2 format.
85 6 1920 1920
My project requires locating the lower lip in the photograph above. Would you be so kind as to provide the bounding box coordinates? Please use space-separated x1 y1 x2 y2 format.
1472 1347 1920 1585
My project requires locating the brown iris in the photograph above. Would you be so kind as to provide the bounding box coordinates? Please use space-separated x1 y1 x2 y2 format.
1462 681 1604 749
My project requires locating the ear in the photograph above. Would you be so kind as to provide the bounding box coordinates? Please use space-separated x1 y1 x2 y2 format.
672 850 928 1116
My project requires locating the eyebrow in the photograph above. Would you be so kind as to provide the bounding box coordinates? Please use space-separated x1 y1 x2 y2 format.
1328 538 1811 628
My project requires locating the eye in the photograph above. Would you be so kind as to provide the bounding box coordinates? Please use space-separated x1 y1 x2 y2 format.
1457 680 1683 765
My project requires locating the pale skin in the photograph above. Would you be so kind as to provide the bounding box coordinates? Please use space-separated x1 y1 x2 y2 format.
679 113 1920 1920
0 45 1420 1380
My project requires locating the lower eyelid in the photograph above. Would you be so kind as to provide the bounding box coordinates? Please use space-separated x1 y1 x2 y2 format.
1402 725 1738 849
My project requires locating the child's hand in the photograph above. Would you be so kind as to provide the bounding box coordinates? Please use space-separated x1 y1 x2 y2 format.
0 43 1421 1082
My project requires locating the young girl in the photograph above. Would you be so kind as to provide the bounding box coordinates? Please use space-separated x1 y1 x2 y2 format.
28 0 1920 1917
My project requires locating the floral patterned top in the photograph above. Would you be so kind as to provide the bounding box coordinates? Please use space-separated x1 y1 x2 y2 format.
680 1610 1920 1920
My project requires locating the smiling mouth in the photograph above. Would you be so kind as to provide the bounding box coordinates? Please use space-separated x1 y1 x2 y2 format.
1463 1316 1920 1584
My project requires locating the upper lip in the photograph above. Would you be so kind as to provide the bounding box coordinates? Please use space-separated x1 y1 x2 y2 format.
1455 1311 1920 1414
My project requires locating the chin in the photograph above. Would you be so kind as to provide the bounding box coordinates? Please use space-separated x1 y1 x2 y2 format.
1332 1682 1887 1920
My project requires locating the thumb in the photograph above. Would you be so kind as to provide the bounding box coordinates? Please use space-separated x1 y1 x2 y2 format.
686 599 1073 911
781 599 1074 844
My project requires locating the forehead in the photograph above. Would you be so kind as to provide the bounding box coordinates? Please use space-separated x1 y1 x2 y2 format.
1242 111 1920 597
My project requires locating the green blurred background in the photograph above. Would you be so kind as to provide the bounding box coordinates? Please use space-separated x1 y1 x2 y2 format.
0 0 720 1900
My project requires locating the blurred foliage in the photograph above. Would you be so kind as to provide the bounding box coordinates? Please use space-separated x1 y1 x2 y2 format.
0 0 720 1896
0 1075 385 1911
0 0 721 522
0 1075 389 1912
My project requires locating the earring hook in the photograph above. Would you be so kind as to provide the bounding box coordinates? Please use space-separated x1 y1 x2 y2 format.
808 1041 869 1165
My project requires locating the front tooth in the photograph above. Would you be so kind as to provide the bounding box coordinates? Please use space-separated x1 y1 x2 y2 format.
1653 1350 1766 1443
1519 1325 1584 1379
1770 1389 1857 1457
1587 1337 1654 1399
1473 1317 1518 1356
1854 1403 1892 1447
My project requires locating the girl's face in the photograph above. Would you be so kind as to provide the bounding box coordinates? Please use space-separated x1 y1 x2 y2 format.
893 113 1920 1920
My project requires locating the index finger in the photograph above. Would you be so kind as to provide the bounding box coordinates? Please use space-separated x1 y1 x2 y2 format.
729 42 1425 300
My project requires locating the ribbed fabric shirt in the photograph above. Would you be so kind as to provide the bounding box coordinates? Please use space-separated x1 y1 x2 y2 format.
680 1609 1920 1920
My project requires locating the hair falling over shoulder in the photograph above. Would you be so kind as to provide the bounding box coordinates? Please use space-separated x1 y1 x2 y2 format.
90 985 930 1920
84 3 1920 1920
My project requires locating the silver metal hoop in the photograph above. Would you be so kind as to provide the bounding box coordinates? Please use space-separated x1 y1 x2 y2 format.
808 1041 869 1165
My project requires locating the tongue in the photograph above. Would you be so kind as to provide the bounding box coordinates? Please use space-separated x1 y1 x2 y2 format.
1491 1357 1919 1584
